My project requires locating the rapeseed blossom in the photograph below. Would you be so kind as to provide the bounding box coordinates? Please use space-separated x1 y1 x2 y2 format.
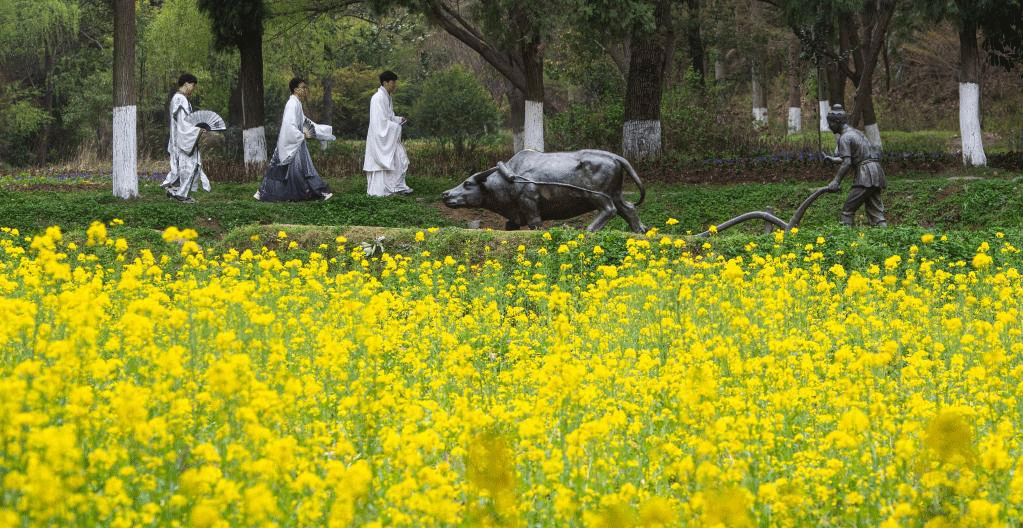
0 223 1022 526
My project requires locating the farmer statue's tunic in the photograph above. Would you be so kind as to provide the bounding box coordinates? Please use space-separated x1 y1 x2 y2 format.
836 123 886 226
161 92 210 199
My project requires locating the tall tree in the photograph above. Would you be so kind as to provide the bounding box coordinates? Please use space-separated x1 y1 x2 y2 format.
768 0 900 146
622 0 675 159
197 0 268 166
576 0 677 159
368 0 577 152
950 0 1023 166
956 0 986 166
112 0 137 198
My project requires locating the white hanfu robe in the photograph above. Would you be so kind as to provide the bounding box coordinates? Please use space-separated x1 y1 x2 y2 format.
363 86 411 196
257 95 334 202
161 93 210 199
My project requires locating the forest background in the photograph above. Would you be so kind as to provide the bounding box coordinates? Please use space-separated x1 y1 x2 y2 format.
1 0 1021 180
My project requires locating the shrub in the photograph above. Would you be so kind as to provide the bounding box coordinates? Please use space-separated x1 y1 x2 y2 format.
408 66 502 155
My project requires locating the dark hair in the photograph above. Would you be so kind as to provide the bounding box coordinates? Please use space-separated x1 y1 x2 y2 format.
379 70 398 84
177 73 198 87
289 77 306 93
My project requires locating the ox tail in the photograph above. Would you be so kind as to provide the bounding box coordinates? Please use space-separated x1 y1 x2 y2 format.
578 150 646 206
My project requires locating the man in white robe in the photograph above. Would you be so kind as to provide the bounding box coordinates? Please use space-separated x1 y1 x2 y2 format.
364 70 412 196
161 73 210 203
255 77 334 202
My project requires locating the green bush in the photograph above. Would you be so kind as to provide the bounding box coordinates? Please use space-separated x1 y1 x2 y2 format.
408 66 502 154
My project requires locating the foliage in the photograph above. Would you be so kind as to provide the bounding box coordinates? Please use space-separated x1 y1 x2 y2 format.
408 66 502 153
2 217 1023 525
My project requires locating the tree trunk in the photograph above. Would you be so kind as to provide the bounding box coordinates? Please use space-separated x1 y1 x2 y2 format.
521 35 545 152
623 0 673 160
787 36 802 135
35 49 55 164
848 0 896 146
507 88 525 152
685 0 705 85
751 58 767 129
817 65 830 132
112 0 138 199
321 75 333 151
239 27 267 166
958 17 986 166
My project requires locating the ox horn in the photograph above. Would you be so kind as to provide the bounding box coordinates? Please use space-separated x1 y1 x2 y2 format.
496 161 516 182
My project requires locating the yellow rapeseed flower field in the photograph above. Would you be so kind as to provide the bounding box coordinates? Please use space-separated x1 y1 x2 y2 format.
1 223 1022 527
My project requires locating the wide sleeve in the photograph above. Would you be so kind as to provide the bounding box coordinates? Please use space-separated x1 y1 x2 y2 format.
363 90 403 171
276 96 306 163
171 95 201 154
303 116 335 142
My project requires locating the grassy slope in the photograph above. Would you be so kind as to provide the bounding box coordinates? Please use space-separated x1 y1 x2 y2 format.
1 163 1020 275
1 166 1020 238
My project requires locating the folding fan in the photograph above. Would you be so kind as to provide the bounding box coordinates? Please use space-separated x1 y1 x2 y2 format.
185 110 227 131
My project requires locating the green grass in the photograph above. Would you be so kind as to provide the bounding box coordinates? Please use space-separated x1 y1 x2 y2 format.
2 164 1020 239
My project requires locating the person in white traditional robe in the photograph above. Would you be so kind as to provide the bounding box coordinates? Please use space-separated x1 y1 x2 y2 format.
161 73 210 203
364 70 412 196
255 77 334 202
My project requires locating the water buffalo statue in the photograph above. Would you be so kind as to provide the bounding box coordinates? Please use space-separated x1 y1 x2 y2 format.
441 149 648 233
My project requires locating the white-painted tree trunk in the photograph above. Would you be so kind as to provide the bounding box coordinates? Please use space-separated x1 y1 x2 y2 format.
112 105 138 199
243 126 267 165
787 107 802 135
752 107 768 128
622 120 662 160
523 100 544 152
864 123 882 147
959 82 987 166
513 132 524 152
818 100 830 131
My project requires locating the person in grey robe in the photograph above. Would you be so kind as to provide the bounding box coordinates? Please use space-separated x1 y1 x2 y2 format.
255 77 334 202
161 73 211 203
826 104 887 227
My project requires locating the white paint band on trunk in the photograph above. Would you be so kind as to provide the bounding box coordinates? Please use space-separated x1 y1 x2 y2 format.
622 120 662 160
787 107 802 135
523 100 544 152
819 100 831 131
959 82 987 167
243 126 268 165
864 123 882 147
112 105 138 198
512 131 524 152
752 107 768 128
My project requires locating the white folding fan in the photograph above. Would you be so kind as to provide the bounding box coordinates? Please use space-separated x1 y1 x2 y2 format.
185 110 227 131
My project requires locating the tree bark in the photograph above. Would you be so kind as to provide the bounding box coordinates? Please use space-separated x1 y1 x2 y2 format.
958 15 986 166
321 74 333 151
848 0 896 146
422 0 546 151
507 88 525 152
787 36 802 135
623 0 673 160
112 0 138 199
685 0 705 85
239 26 267 166
817 65 830 132
751 58 767 129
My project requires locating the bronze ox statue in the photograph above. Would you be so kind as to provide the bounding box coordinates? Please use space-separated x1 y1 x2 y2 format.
441 149 648 233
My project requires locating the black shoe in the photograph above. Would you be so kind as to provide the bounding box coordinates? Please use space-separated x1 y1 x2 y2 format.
173 195 195 203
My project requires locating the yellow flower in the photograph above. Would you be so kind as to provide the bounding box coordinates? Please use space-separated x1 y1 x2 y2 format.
921 233 935 244
972 252 992 269
638 497 676 526
701 487 752 528
925 409 975 463
665 218 679 225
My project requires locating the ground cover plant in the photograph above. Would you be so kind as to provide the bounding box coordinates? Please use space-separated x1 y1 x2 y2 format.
1 148 1022 526
1 219 1022 527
